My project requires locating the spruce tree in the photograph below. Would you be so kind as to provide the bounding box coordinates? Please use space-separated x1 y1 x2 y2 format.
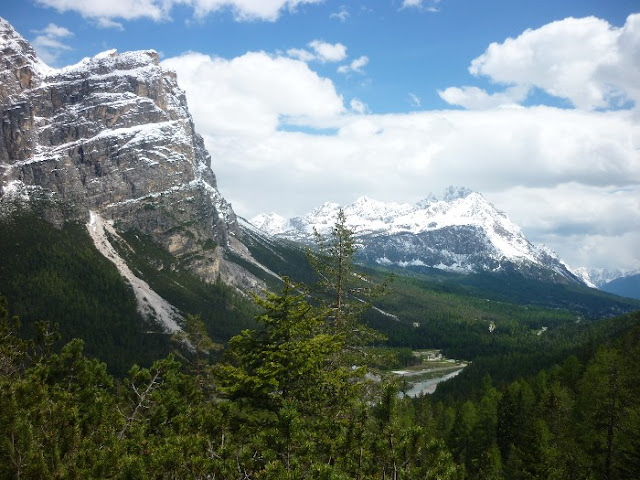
307 208 390 362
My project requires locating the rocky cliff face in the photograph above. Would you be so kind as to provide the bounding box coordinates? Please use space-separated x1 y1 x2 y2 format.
0 18 255 288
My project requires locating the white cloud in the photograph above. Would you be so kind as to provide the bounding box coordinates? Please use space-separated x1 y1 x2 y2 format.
286 48 316 62
31 23 74 66
444 14 640 111
349 98 369 114
330 5 349 22
163 47 639 270
438 85 529 109
309 40 347 63
287 41 348 63
408 92 421 107
488 184 640 269
35 0 168 21
35 0 323 22
163 50 639 271
189 0 323 21
96 18 125 30
161 51 345 137
338 55 368 74
40 23 73 38
401 0 441 12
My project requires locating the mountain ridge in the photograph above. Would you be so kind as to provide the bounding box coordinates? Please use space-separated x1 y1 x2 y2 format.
251 187 582 284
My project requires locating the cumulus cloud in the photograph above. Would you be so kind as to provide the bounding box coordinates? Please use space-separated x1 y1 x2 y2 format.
443 14 640 110
488 184 640 269
96 18 125 30
157 6 639 269
338 55 368 74
31 23 73 66
35 0 168 21
330 5 349 22
39 23 73 38
161 51 345 137
35 0 323 22
189 0 324 21
288 41 348 63
408 93 421 107
401 0 442 13
438 85 529 109
163 49 639 268
286 48 316 62
309 40 347 63
349 98 369 114
152 14 639 271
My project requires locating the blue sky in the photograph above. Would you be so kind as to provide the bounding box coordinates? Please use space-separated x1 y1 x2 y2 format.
4 0 638 111
2 0 640 273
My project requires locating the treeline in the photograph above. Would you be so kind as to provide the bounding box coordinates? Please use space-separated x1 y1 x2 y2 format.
0 214 258 375
421 309 640 479
0 292 460 479
2 297 639 478
0 213 169 374
0 209 466 479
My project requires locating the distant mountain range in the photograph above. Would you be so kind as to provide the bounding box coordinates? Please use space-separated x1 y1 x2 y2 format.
570 267 640 288
251 186 582 285
570 267 640 300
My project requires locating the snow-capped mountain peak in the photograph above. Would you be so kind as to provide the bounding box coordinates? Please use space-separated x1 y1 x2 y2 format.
442 185 473 202
570 267 640 289
250 212 289 237
250 186 582 283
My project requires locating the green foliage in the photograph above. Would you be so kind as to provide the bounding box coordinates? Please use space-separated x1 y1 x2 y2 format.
215 278 352 413
2 292 639 478
0 213 169 374
307 209 391 373
3 207 640 478
171 313 220 387
428 309 640 480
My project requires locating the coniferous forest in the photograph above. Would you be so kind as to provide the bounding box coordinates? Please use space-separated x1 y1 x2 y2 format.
1 212 640 479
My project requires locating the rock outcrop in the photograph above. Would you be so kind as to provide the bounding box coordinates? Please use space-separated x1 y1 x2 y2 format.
0 18 257 289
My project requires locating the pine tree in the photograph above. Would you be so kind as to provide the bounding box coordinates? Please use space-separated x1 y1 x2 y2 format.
172 313 220 389
213 278 365 475
307 208 390 362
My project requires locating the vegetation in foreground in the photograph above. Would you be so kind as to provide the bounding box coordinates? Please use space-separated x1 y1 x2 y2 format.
1 210 639 479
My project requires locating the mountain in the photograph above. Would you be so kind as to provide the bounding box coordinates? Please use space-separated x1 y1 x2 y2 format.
251 186 582 284
570 267 640 299
600 273 640 300
571 267 639 288
0 18 273 332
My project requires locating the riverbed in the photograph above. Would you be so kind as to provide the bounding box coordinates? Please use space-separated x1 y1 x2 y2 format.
399 368 464 397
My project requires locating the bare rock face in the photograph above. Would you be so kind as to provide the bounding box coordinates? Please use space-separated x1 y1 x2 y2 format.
0 18 253 287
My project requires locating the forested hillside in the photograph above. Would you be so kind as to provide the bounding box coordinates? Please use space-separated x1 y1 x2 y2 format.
428 309 640 479
2 279 639 478
0 213 257 374
1 210 639 478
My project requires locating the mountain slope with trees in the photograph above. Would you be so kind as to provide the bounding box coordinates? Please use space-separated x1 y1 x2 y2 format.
1 211 639 479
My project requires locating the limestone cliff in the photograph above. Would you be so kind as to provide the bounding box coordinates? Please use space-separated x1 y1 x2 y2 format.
0 18 261 291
